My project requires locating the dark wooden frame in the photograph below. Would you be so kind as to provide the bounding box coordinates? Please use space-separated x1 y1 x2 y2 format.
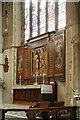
31 44 49 84
54 30 65 81
27 32 52 84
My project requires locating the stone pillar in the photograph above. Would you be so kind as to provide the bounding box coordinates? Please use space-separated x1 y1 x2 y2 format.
2 2 22 103
0 2 3 104
13 2 22 86
78 2 80 96
65 2 78 105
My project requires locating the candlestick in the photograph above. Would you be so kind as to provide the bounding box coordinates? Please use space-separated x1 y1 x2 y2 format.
36 73 37 83
43 73 45 84
20 75 21 80
19 75 21 85
34 72 38 85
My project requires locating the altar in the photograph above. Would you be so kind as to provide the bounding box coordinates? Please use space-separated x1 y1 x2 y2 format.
13 84 57 104
14 32 58 104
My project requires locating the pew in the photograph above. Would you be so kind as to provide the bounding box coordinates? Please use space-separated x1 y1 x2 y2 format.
27 106 77 120
0 104 78 120
29 101 77 120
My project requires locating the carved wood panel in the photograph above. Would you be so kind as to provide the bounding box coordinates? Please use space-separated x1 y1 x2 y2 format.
54 30 65 81
13 83 57 103
27 34 48 84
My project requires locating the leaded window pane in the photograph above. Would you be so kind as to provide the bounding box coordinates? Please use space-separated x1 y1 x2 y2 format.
48 0 55 32
32 0 38 37
24 0 66 41
25 1 30 41
58 0 66 30
39 0 46 34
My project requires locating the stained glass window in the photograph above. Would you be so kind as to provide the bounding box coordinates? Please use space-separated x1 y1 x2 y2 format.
58 0 66 30
32 0 38 37
25 0 30 41
39 0 46 34
48 0 55 32
24 0 66 41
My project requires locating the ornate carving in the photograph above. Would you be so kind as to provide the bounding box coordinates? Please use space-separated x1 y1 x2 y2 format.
32 46 47 76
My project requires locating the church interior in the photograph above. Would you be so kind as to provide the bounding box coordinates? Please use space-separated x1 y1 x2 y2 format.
0 1 80 120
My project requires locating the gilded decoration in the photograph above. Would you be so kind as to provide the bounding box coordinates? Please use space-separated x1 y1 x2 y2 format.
32 46 47 76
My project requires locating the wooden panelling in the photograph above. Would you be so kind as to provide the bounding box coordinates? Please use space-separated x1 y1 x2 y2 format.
54 30 65 81
16 32 56 85
13 88 41 102
13 83 57 103
48 33 55 81
23 48 28 80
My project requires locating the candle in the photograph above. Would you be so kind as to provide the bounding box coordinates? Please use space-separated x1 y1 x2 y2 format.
20 75 21 80
43 73 45 84
34 72 38 85
36 73 37 81
19 75 21 85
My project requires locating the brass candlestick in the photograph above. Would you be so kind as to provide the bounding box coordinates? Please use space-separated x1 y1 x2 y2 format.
34 72 38 85
43 73 45 84
19 75 21 85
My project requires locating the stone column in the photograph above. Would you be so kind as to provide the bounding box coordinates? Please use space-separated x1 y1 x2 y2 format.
0 2 4 104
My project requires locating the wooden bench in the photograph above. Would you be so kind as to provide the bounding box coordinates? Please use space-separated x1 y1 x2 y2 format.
0 105 78 120
29 102 77 120
30 101 65 120
28 106 77 120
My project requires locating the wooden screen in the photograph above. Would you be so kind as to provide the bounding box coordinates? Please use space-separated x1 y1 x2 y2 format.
16 31 65 84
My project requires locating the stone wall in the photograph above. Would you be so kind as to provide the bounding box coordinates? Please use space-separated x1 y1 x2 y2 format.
0 2 3 104
2 2 21 103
